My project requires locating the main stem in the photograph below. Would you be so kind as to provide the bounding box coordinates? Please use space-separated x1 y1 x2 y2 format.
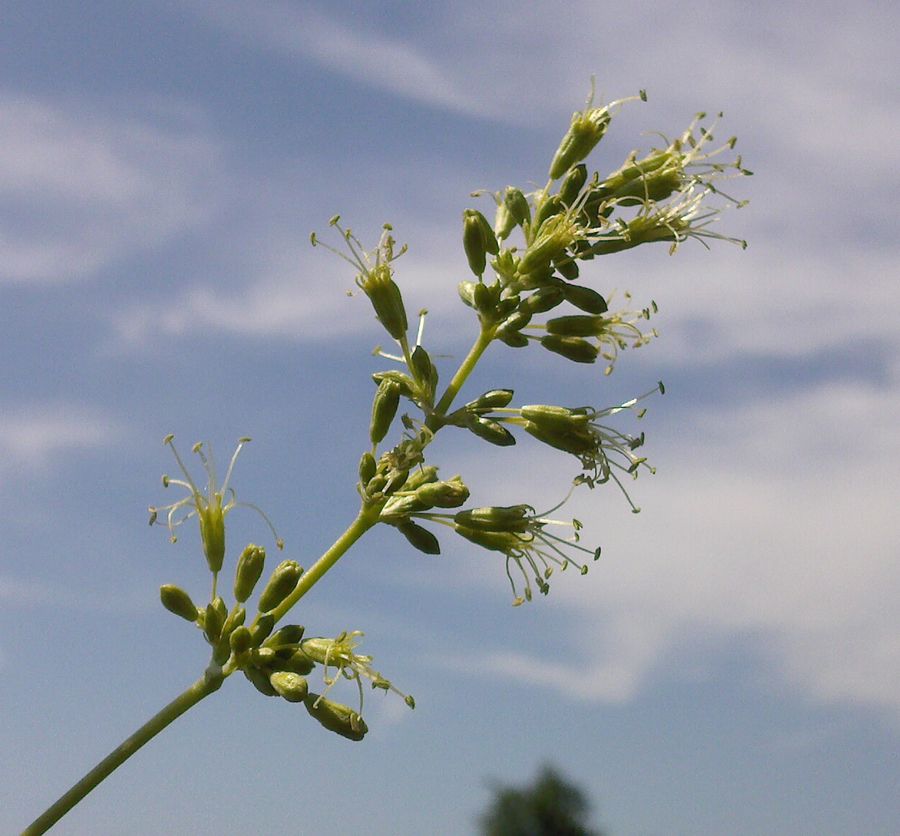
23 672 224 836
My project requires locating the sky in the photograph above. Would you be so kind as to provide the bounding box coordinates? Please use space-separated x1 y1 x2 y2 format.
1 1 898 834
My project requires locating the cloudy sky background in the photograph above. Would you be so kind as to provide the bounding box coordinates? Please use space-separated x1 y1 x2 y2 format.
2 1 898 834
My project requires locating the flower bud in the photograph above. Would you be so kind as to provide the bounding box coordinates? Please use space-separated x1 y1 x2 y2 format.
503 187 531 227
263 624 306 649
520 286 565 315
410 346 438 401
549 105 612 180
403 465 439 491
233 544 266 603
397 520 441 555
358 451 377 485
371 370 416 399
458 280 478 308
257 560 304 613
198 502 226 574
494 201 516 241
203 597 228 644
304 694 368 741
269 671 309 703
463 209 499 277
540 334 599 364
244 665 278 697
279 648 317 675
159 584 201 623
466 389 515 411
361 263 408 340
370 379 401 446
250 613 275 645
562 284 608 314
545 314 604 337
558 163 588 205
497 330 529 349
465 415 516 446
414 476 470 508
229 625 253 656
553 254 579 280
221 605 246 638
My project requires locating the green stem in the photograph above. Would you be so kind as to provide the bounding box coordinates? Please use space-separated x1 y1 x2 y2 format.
268 508 380 623
428 325 495 426
23 671 224 835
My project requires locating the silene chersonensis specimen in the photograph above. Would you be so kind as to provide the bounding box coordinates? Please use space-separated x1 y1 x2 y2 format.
23 82 749 834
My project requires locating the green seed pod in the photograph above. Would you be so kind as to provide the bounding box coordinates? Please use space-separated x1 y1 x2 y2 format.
465 415 516 446
562 284 608 314
244 665 278 697
540 334 599 364
250 613 275 645
503 187 531 227
545 314 604 337
397 520 441 555
278 648 317 675
415 476 470 508
159 584 201 623
370 379 401 446
520 286 565 315
559 163 588 205
263 624 306 649
358 451 377 485
257 560 304 613
203 596 228 644
304 694 368 741
198 503 226 574
455 505 532 533
269 671 309 703
229 625 253 656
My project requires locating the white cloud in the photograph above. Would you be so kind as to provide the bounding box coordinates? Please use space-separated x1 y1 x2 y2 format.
0 93 221 284
445 378 900 719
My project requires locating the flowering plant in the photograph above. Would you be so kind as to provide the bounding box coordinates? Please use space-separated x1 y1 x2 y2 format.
23 82 748 834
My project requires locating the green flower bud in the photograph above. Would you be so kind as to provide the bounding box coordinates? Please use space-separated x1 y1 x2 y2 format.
553 254 579 280
371 370 416 399
540 334 599 364
562 284 608 314
466 389 515 411
494 201 516 241
465 415 516 446
463 209 499 277
403 465 439 491
490 249 518 283
229 625 253 656
549 99 613 180
203 596 228 644
498 330 530 348
503 187 531 227
278 648 317 675
159 584 201 623
244 665 278 697
414 476 470 508
496 310 532 335
396 520 441 555
269 671 309 703
370 379 401 446
454 505 532 534
221 605 246 638
263 624 306 649
558 163 588 205
257 560 304 613
233 544 266 603
250 613 275 645
458 280 478 308
304 694 368 741
531 194 564 232
358 451 377 485
521 286 565 315
520 404 590 433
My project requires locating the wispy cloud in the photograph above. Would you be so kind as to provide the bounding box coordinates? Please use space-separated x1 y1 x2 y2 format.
0 93 221 284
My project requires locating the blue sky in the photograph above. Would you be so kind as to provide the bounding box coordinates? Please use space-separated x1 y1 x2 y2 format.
2 1 898 834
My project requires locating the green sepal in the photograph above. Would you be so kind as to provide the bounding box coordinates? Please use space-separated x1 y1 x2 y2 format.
229 625 253 656
397 520 441 555
198 503 225 574
553 254 580 280
263 624 306 650
304 693 368 741
220 605 246 639
410 345 438 402
250 613 275 645
558 163 588 206
233 544 266 603
458 280 478 308
403 465 439 491
549 108 612 180
503 187 531 227
414 476 470 508
358 451 377 485
364 264 408 340
466 389 515 411
257 560 304 613
269 671 309 703
203 596 228 644
521 286 565 315
159 584 201 623
454 505 532 533
540 334 600 364
371 370 417 399
531 194 563 233
498 330 530 348
277 648 317 675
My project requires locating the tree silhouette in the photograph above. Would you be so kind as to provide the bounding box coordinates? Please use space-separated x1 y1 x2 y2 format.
479 764 605 836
